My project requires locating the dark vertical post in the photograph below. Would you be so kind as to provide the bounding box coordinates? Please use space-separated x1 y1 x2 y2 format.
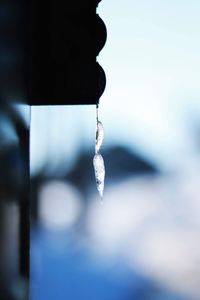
10 107 30 284
18 128 30 280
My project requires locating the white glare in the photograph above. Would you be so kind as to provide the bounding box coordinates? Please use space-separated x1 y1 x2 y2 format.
39 181 82 230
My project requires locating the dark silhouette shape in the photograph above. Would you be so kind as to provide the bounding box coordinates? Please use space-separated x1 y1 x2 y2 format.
67 145 157 196
0 0 107 106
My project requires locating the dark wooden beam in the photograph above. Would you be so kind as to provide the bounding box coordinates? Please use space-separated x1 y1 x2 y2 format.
0 0 106 106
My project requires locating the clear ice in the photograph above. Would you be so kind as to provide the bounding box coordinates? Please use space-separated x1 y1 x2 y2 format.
93 153 105 199
93 107 105 200
95 121 104 154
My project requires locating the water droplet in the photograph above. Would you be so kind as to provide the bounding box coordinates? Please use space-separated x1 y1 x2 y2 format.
95 121 104 154
93 153 105 199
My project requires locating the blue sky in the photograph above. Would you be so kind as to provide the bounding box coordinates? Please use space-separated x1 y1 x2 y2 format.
97 0 200 170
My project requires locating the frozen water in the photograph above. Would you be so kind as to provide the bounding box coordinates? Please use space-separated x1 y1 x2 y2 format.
95 121 104 154
93 153 105 199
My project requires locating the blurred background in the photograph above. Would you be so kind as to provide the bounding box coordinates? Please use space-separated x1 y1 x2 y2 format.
1 0 200 299
29 1 200 299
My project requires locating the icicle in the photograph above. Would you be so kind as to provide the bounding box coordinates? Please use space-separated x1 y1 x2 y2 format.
93 153 105 199
93 104 105 201
95 121 104 153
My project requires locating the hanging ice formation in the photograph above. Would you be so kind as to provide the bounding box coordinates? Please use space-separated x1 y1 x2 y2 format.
93 106 105 200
